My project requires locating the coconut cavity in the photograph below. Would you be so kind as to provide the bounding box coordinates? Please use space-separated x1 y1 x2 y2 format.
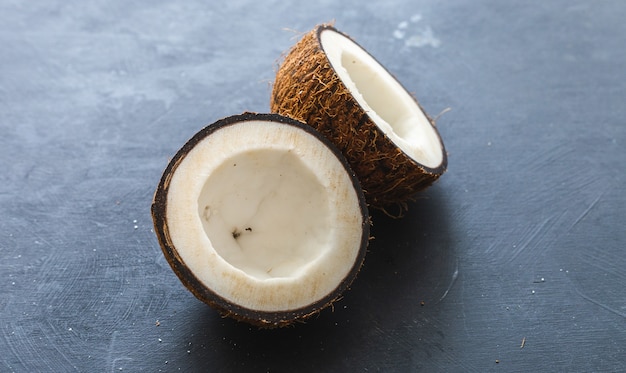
271 25 447 210
197 148 330 280
152 113 368 327
322 30 443 169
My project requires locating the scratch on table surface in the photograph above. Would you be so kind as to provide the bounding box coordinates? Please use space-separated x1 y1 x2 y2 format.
527 142 574 171
3 324 30 369
569 190 605 231
505 216 555 265
107 330 133 373
437 257 459 303
3 322 75 371
571 284 626 319
580 246 626 283
43 319 79 370
483 239 500 256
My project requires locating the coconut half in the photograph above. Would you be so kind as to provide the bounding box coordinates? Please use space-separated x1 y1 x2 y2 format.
271 24 447 210
152 113 369 327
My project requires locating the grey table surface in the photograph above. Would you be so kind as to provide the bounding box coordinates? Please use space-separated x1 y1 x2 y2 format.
1 1 625 372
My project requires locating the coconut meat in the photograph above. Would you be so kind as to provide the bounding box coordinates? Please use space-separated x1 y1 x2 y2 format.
197 149 329 281
320 29 444 169
165 120 364 312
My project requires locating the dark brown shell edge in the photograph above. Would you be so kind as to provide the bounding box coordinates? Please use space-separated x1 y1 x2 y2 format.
151 112 370 328
270 24 447 212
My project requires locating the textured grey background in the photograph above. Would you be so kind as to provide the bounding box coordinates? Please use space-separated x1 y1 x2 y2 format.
1 1 625 372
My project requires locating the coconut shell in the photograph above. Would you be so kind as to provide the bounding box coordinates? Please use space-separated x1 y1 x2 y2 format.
152 113 370 328
271 24 447 211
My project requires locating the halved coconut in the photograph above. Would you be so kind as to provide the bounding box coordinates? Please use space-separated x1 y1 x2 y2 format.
152 113 369 327
271 24 447 211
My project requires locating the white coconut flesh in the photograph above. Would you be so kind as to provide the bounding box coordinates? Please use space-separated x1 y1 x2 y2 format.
165 119 364 312
320 29 444 169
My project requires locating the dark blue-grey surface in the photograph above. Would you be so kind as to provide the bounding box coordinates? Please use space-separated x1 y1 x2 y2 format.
1 1 625 372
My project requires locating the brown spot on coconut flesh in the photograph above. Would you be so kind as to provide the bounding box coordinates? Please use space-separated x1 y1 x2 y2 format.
232 227 252 239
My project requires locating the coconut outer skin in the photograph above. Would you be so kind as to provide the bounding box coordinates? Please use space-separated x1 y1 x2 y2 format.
151 112 370 328
271 24 447 211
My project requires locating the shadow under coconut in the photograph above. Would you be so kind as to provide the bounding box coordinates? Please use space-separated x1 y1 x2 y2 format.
183 187 456 372
359 187 458 308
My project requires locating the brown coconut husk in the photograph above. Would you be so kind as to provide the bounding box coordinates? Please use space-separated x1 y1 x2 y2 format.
271 24 447 212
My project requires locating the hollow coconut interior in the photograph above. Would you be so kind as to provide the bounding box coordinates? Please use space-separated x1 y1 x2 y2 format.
165 119 364 312
320 29 443 169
